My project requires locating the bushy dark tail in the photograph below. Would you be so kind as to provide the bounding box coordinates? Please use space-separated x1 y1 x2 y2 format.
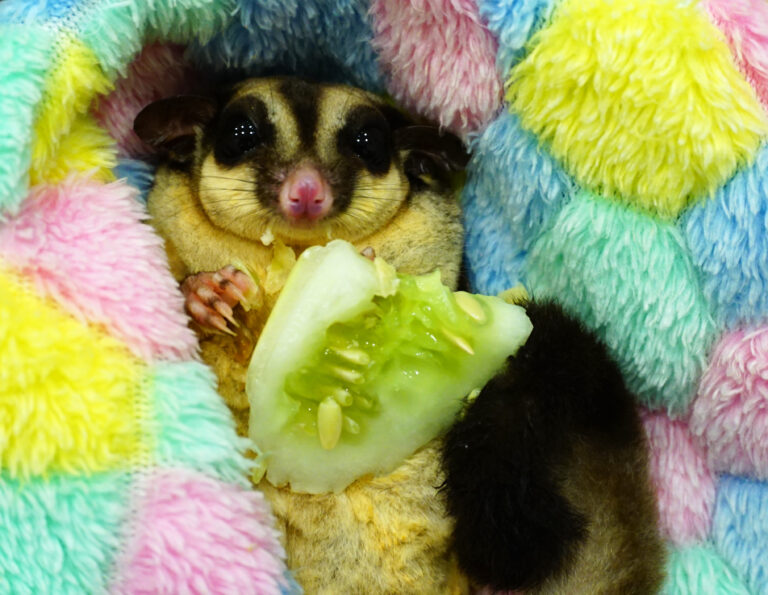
441 300 644 591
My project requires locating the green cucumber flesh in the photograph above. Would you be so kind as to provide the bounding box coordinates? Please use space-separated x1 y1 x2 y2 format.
247 240 532 493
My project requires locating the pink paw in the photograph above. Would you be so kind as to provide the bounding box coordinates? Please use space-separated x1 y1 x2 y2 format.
181 266 259 335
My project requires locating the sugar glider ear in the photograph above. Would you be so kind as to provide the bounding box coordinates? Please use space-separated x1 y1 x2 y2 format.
134 95 218 164
393 125 470 189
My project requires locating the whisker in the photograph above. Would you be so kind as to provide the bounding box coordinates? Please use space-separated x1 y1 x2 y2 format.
348 195 406 202
201 187 259 193
338 208 383 225
155 200 273 219
204 175 258 184
347 187 403 194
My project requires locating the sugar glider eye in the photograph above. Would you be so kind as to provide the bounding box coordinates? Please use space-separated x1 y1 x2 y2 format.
349 124 392 175
215 114 263 165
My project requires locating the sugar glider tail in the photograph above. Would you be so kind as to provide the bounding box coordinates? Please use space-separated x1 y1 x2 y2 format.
441 300 665 593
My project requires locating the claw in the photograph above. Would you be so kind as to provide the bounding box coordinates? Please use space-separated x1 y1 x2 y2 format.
210 315 237 336
186 299 236 336
213 300 240 328
228 283 249 306
182 266 259 334
212 272 249 305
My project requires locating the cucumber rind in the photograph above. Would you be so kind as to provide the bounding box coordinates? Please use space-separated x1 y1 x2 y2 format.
247 240 532 494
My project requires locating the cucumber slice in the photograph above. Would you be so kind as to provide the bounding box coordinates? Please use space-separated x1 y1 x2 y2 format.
246 240 532 493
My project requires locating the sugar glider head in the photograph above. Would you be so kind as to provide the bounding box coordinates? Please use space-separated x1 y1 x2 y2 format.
134 77 468 246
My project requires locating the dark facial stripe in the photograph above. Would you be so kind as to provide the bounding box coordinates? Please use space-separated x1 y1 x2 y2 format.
278 78 320 151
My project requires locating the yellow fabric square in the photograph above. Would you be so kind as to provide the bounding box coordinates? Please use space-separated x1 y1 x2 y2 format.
0 266 143 477
30 112 117 186
506 0 768 217
30 37 113 182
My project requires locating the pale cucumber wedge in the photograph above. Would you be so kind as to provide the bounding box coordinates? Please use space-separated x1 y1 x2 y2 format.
246 240 532 493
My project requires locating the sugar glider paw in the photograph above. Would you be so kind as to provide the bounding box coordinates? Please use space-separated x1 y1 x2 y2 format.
181 266 260 335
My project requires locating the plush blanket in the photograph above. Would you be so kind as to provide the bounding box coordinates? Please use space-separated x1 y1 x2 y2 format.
1 0 767 592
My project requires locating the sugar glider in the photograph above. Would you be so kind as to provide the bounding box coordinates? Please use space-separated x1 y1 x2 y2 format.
135 77 664 594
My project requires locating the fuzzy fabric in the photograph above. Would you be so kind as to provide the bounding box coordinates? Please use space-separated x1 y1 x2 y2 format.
111 469 288 594
462 110 574 293
690 328 768 481
662 544 751 595
114 158 156 203
0 1 290 592
704 0 768 111
370 0 502 136
526 191 716 412
190 0 384 92
712 476 768 594
642 410 715 546
505 0 767 218
0 177 197 362
3 0 768 592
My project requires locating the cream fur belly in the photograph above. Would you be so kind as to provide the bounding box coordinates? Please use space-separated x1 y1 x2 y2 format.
260 440 469 595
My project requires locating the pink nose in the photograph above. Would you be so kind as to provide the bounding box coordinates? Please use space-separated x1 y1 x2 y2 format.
279 166 333 221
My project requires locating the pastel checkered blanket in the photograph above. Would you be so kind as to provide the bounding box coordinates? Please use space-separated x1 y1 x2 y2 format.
1 0 768 592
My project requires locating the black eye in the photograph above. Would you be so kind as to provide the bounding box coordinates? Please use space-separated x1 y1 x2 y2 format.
215 115 262 165
350 125 392 175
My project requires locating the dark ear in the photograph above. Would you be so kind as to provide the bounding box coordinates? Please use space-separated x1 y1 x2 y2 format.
394 126 470 188
134 95 218 164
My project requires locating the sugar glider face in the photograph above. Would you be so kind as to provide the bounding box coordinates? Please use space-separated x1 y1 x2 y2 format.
135 77 468 247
